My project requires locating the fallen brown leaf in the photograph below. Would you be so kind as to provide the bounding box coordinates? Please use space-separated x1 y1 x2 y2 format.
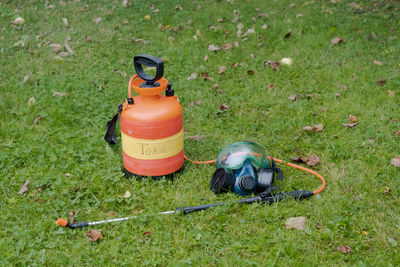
306 154 320 166
232 63 239 68
261 24 268 29
258 13 268 18
302 124 323 133
331 37 344 45
232 10 239 23
58 51 69 57
64 37 74 55
174 6 183 10
208 44 220 51
37 183 51 192
185 135 204 141
285 216 306 230
343 123 358 128
264 61 280 71
218 66 227 74
132 37 149 44
387 90 395 96
68 210 75 224
335 93 341 97
85 230 103 242
373 60 383 66
336 246 351 254
33 116 42 124
288 94 302 101
27 96 36 107
284 29 292 39
381 186 391 193
122 0 129 7
391 156 400 167
49 44 62 53
106 211 116 217
187 73 197 80
93 17 102 24
220 104 230 110
349 2 361 9
377 78 386 86
132 209 144 214
201 72 214 82
52 91 68 97
24 75 30 83
348 114 358 122
119 190 131 198
393 130 400 136
143 231 152 236
18 180 29 195
221 43 232 50
85 35 93 42
62 18 68 26
247 70 254 75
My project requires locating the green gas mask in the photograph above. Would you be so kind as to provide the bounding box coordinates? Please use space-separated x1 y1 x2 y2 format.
210 141 284 196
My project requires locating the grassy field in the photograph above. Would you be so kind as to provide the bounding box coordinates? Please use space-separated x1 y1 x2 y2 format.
1 0 399 265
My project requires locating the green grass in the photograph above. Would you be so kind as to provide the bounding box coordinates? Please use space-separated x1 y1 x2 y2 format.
1 0 399 265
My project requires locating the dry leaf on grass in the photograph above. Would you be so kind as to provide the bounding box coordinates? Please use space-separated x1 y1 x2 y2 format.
232 10 239 22
49 44 62 53
185 135 204 141
11 17 25 25
343 123 358 128
220 104 230 110
62 18 68 26
336 246 351 254
307 154 321 166
64 37 74 55
33 116 42 124
119 190 131 198
331 37 344 45
288 94 302 101
285 216 306 230
27 96 36 106
52 91 68 97
18 180 30 195
280 58 293 65
132 37 149 44
85 230 103 242
373 60 383 66
143 231 151 236
377 78 386 86
174 6 183 10
85 35 93 42
187 73 197 80
106 211 116 217
264 61 280 71
302 124 323 132
24 75 30 83
208 44 220 51
94 17 102 24
232 63 239 68
387 90 395 96
391 156 400 167
348 114 358 122
291 155 321 167
218 66 227 74
261 24 268 29
247 70 254 75
221 43 233 50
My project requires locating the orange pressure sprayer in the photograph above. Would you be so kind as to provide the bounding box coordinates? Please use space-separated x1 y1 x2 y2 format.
105 55 184 178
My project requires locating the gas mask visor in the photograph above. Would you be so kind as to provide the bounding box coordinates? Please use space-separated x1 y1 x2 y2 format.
216 141 272 171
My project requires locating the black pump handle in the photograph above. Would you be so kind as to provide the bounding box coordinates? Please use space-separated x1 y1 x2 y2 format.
134 54 164 82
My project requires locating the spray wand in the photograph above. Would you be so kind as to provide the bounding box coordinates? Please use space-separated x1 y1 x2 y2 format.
56 189 313 229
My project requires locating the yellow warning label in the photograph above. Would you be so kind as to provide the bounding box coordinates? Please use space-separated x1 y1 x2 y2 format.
121 130 183 160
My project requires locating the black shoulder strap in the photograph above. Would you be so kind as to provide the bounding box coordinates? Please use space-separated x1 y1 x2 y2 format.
104 104 123 145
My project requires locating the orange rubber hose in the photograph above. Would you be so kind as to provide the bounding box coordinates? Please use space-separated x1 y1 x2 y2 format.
184 155 326 195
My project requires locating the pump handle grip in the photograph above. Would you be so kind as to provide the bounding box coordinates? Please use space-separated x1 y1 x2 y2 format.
134 54 164 82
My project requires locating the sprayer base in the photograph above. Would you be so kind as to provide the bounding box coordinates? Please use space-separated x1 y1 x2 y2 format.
123 165 184 180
